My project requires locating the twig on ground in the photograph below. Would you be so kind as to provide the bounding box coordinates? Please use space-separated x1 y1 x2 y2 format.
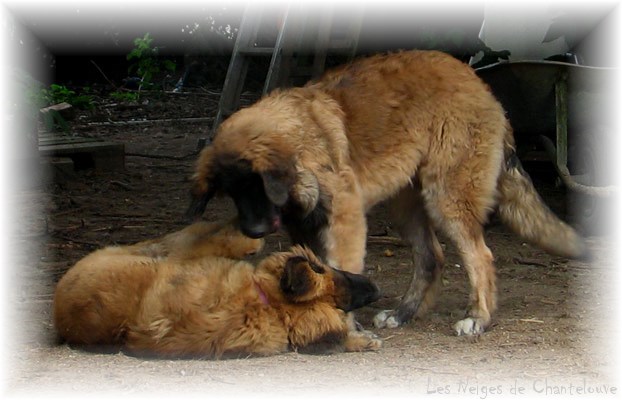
87 117 214 126
513 257 551 268
90 60 121 90
110 180 134 191
518 318 545 324
367 236 408 247
51 233 101 247
125 152 198 161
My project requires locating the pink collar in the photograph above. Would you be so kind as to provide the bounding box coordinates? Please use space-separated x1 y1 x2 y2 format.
254 281 270 306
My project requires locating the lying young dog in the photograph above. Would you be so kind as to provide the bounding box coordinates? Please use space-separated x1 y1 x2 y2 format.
53 219 381 358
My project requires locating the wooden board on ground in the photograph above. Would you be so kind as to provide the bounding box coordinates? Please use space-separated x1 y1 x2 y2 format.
38 133 125 171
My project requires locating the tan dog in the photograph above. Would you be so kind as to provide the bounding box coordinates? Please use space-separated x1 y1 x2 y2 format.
120 218 263 261
53 219 262 349
187 50 589 336
53 221 381 358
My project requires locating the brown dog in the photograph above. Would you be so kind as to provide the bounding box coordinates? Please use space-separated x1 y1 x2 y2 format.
187 50 589 336
53 220 381 358
120 218 263 262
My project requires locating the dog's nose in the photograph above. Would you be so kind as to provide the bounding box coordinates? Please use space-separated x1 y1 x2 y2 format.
242 221 278 238
241 216 280 238
242 225 269 239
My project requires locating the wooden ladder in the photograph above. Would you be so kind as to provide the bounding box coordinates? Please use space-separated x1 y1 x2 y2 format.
207 3 362 140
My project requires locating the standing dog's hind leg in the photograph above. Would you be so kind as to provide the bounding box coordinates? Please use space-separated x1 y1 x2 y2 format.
449 227 497 336
374 186 444 328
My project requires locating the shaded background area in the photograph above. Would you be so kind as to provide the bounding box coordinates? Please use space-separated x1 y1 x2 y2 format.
8 2 617 85
1 1 620 398
4 1 618 165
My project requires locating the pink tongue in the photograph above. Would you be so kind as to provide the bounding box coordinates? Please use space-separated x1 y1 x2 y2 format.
272 216 281 231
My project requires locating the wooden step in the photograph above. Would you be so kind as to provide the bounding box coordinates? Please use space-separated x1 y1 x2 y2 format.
38 133 125 171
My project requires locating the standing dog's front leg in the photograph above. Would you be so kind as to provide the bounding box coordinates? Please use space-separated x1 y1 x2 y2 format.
323 168 367 274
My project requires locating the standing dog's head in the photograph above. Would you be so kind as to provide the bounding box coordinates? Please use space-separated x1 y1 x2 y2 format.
187 147 294 239
186 107 320 239
264 246 380 312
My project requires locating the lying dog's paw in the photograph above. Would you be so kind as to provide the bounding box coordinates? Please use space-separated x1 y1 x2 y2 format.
344 330 382 352
373 309 401 329
453 317 485 336
363 337 383 351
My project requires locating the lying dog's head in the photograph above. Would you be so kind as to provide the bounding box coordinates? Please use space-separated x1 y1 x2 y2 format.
264 246 380 312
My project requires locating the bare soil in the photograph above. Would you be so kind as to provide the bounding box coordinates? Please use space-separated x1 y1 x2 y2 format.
4 89 619 398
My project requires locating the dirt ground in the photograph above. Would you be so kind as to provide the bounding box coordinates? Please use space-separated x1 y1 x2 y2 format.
4 88 620 398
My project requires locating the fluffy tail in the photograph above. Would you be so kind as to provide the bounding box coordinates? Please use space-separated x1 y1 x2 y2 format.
497 151 590 260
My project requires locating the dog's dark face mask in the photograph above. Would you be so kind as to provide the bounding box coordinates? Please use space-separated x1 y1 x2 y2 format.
187 150 297 240
279 255 381 312
218 161 283 239
332 269 381 312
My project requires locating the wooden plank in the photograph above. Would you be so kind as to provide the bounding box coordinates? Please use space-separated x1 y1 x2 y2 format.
39 140 125 171
38 133 93 139
38 133 100 142
39 138 101 145
39 141 123 156
38 137 101 146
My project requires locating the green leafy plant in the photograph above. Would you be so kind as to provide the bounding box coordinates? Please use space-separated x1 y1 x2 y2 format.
127 33 176 94
110 91 140 103
26 84 94 132
39 84 95 110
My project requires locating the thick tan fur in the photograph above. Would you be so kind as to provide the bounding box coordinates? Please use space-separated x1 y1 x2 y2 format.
54 218 263 347
123 218 263 261
497 160 587 258
53 223 380 357
191 50 588 335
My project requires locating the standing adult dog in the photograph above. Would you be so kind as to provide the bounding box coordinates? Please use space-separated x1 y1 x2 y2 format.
187 50 589 336
54 220 381 358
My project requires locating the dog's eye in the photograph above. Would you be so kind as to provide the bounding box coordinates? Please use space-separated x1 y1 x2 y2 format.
309 262 325 274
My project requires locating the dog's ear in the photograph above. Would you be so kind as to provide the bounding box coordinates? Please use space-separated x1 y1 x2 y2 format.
185 185 217 222
280 255 326 301
261 170 293 207
186 147 218 221
261 161 319 210
291 169 319 215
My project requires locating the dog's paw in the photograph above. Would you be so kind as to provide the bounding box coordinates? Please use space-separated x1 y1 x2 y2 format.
364 337 383 351
373 309 401 329
453 317 485 336
345 330 383 352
